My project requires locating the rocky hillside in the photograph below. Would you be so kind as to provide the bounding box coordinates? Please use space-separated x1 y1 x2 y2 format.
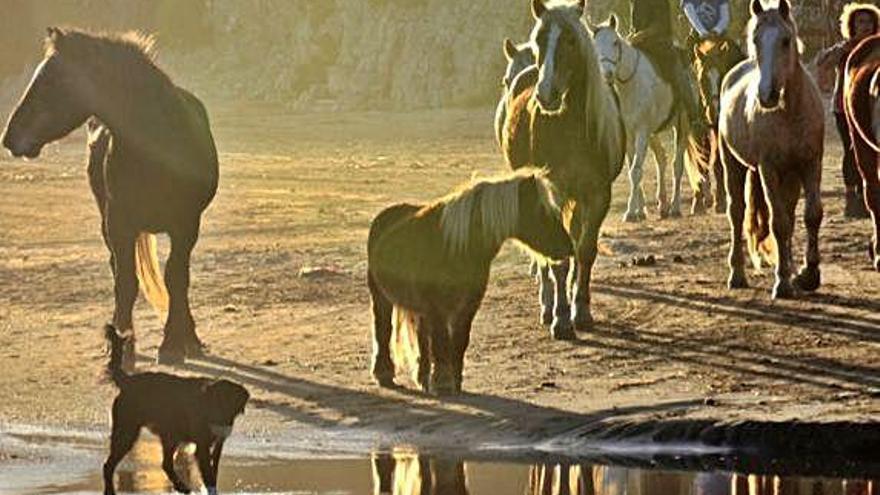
0 0 831 111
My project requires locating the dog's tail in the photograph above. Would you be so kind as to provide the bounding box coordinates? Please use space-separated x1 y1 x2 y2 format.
104 324 131 388
135 233 169 317
744 169 776 270
391 306 422 384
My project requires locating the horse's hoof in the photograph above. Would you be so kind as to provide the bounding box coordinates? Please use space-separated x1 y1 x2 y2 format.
667 209 683 218
372 370 396 388
727 272 748 289
185 342 208 359
772 280 795 299
793 267 821 292
714 203 726 214
623 211 645 223
873 257 880 272
430 374 457 396
157 345 186 366
550 319 576 340
572 312 594 333
541 308 554 327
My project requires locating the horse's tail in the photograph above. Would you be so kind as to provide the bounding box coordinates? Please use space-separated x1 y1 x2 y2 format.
685 129 713 196
391 306 422 384
744 170 776 270
135 233 169 316
104 324 131 388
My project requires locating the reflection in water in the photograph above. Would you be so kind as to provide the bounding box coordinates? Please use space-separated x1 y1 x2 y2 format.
372 450 469 495
31 437 879 495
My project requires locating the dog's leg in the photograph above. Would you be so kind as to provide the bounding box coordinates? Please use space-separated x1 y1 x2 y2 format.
209 439 225 494
160 436 190 494
103 410 139 495
196 440 217 494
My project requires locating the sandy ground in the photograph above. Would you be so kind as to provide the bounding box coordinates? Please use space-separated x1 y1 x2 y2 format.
0 104 877 462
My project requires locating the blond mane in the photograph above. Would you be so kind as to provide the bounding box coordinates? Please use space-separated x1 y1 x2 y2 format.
437 168 559 254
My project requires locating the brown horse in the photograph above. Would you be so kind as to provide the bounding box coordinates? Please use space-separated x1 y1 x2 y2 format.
1 28 218 365
718 0 824 299
690 35 746 214
844 34 880 270
495 38 536 147
502 0 626 338
367 169 572 395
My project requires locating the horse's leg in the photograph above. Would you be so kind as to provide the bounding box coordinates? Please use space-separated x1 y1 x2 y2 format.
649 136 669 217
426 315 455 396
415 315 432 392
854 138 880 270
712 132 727 213
721 140 749 289
368 273 395 387
757 164 795 299
623 133 649 222
158 223 201 365
107 213 139 372
668 120 687 218
794 160 823 290
572 186 611 332
450 297 480 393
549 258 574 340
537 262 554 326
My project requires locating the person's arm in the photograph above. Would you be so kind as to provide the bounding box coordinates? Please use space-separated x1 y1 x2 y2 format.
684 2 711 37
713 2 730 35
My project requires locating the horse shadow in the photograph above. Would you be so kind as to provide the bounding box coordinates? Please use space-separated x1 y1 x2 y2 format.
584 282 880 392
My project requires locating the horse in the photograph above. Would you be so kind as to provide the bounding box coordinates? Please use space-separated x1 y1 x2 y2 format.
367 169 572 395
495 39 536 147
690 35 747 214
593 14 701 221
718 0 824 299
1 28 219 365
843 33 880 270
502 0 626 338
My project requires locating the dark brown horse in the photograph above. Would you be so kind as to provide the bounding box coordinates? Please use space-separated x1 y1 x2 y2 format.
368 169 572 395
1 28 218 365
502 0 626 338
844 33 880 270
689 35 746 214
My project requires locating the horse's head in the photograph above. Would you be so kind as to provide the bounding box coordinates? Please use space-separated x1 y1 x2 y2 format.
502 38 536 89
2 28 92 159
748 0 799 109
529 0 588 113
694 41 725 124
593 14 625 84
516 173 573 261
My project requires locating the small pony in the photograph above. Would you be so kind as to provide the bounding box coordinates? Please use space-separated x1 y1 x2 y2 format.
844 34 880 270
367 169 573 395
718 0 824 299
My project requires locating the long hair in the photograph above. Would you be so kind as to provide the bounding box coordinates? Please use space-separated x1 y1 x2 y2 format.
840 3 880 41
437 168 559 254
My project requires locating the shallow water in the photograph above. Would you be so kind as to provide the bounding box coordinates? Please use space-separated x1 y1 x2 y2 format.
2 432 877 495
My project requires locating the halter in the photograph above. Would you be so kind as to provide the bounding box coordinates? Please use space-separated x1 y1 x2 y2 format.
600 38 640 85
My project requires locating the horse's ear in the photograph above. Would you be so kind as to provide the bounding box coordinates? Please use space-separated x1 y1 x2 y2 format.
577 0 586 14
609 14 619 30
532 0 546 19
503 38 517 61
750 0 764 16
46 27 65 48
777 0 791 19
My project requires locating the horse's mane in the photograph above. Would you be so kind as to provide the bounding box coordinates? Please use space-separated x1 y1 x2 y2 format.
435 168 559 254
45 28 169 87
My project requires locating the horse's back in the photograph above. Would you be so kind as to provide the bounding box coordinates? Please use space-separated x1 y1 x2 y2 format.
368 203 422 254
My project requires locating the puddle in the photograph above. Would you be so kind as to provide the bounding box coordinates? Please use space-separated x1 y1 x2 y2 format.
1 430 877 495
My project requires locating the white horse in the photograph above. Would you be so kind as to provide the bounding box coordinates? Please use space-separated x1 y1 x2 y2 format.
593 15 697 221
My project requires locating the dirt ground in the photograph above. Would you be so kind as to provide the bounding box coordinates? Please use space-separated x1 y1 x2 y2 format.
0 103 877 458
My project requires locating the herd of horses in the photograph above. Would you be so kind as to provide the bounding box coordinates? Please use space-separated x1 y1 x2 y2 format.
1 0 879 397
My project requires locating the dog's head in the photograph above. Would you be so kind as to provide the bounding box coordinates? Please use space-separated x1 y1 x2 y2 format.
203 379 250 438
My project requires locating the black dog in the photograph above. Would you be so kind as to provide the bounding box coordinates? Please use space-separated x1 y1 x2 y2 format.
103 325 249 495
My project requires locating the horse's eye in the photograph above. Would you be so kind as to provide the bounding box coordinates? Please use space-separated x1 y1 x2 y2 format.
781 38 791 48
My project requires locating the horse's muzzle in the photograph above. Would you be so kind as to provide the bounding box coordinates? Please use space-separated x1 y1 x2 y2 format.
2 131 41 159
758 87 781 109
